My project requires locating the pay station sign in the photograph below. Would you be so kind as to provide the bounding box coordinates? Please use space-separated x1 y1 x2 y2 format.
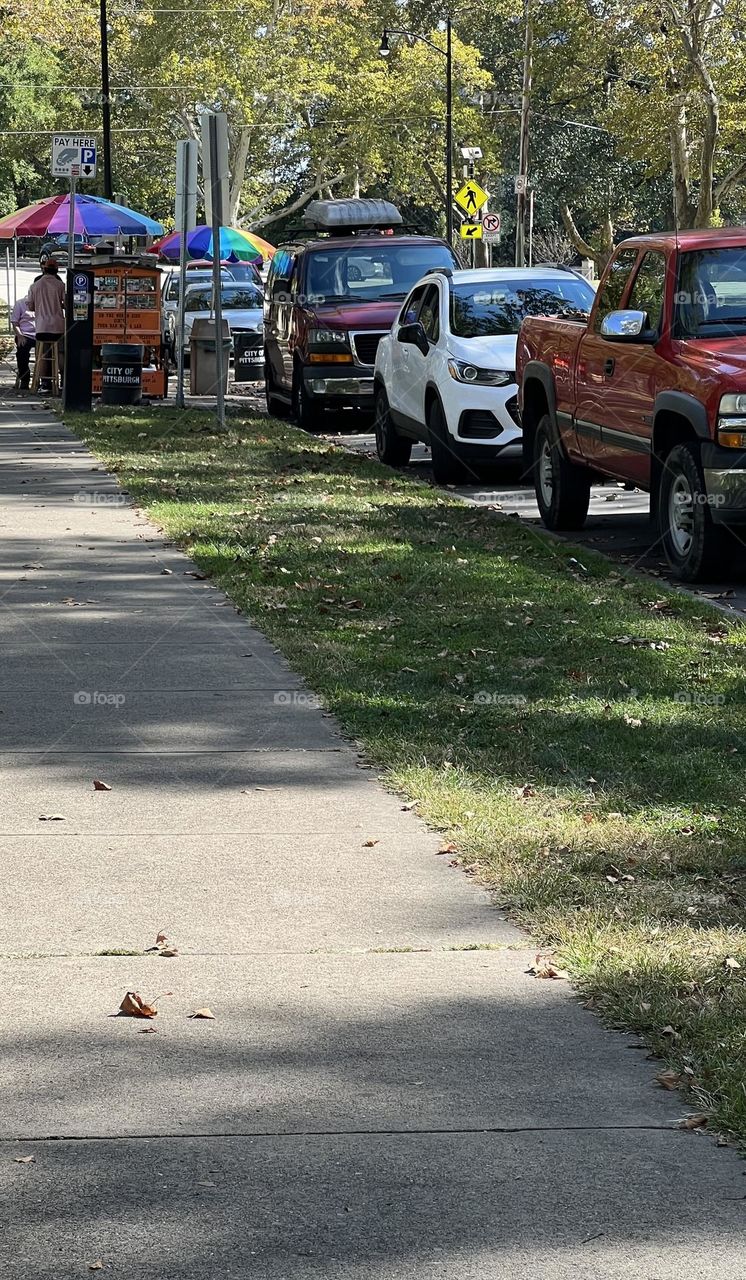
52 135 97 179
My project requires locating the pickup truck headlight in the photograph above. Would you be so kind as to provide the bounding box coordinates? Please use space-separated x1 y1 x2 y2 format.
447 358 512 387
718 394 746 447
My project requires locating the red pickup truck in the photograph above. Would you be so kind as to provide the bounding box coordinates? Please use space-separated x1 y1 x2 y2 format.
517 228 746 580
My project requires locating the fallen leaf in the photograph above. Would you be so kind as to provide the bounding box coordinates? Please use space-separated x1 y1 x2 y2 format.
724 956 741 971
527 954 569 980
93 779 111 791
680 1112 708 1130
401 801 419 811
13 1155 35 1164
158 947 179 958
518 784 535 799
197 1180 216 1187
118 991 157 1019
189 1008 215 1020
160 568 173 575
362 839 379 847
137 1027 157 1034
38 814 64 821
438 841 457 855
88 1263 104 1272
623 715 642 728
155 931 168 945
655 1069 681 1091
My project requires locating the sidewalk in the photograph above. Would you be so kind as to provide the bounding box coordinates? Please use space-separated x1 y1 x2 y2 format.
1 397 743 1279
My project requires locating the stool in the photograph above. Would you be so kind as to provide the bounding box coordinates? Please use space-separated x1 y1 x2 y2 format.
30 339 61 397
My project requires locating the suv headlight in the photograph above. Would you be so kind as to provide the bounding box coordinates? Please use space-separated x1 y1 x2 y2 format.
308 328 349 346
447 358 512 387
718 393 746 446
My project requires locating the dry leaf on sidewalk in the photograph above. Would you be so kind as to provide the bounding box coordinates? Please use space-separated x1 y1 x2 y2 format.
14 1155 35 1164
527 954 569 980
655 1069 682 1091
118 992 158 1019
93 780 111 791
438 841 457 855
146 930 179 957
680 1113 709 1130
362 839 379 847
38 814 64 821
189 1008 215 1020
88 1263 104 1272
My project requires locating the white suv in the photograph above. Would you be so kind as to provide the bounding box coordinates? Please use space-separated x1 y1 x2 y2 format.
373 266 595 483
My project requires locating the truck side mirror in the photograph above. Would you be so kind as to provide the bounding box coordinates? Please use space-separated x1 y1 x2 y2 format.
600 309 657 343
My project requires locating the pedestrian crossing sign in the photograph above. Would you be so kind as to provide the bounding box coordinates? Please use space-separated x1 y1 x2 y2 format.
455 180 489 215
460 221 483 240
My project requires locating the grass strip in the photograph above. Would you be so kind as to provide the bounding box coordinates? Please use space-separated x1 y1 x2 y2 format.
71 405 746 1139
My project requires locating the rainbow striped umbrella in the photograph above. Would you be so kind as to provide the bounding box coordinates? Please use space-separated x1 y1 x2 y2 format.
0 193 164 238
152 225 275 263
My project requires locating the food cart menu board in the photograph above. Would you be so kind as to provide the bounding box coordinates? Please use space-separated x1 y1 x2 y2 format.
93 265 161 341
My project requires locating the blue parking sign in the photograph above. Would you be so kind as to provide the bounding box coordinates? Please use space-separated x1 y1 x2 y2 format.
81 146 96 165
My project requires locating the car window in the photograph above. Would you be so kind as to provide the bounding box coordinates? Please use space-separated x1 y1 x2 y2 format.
593 248 640 331
306 243 455 304
675 246 746 337
450 276 595 337
627 251 667 332
399 284 428 326
185 286 263 312
419 284 440 341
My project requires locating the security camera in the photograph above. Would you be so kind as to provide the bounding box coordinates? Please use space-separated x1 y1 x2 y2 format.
459 145 483 161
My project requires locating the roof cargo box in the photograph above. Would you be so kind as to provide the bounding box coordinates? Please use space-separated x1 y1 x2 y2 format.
301 198 403 232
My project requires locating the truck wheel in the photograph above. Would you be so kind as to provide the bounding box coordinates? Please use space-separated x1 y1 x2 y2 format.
659 443 725 581
265 353 290 418
429 398 473 485
292 365 321 432
534 414 591 530
375 387 412 467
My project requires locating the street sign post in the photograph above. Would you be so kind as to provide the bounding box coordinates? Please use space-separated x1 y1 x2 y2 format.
482 211 502 245
455 179 489 217
460 221 483 240
175 138 198 411
52 135 97 179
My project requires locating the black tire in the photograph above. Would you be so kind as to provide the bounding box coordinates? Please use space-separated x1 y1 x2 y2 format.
533 413 591 530
428 397 475 485
374 386 412 466
659 442 728 581
292 363 322 432
265 352 291 418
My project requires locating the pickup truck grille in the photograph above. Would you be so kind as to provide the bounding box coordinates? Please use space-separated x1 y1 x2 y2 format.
350 331 386 367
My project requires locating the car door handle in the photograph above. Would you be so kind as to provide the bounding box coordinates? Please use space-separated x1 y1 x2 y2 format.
604 357 615 376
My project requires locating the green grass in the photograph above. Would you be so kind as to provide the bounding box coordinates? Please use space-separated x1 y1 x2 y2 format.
71 405 746 1139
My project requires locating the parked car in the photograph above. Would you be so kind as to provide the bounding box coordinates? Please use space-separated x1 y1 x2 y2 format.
373 266 595 482
263 198 457 428
169 280 264 361
39 233 95 265
517 227 746 581
161 266 241 360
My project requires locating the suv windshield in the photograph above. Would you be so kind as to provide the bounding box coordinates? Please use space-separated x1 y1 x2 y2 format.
676 247 746 336
305 242 454 303
185 285 263 312
451 277 595 337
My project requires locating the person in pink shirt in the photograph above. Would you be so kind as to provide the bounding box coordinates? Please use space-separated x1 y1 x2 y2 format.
10 294 35 391
26 259 65 392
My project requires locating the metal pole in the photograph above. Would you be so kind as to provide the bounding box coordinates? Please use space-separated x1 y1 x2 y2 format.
208 117 226 430
100 0 113 199
68 177 76 271
4 246 10 331
445 17 453 246
13 236 18 310
515 0 533 267
175 166 189 410
528 188 534 266
63 177 77 394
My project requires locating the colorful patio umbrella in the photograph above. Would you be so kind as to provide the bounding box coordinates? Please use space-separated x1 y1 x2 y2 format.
152 225 275 263
0 193 164 239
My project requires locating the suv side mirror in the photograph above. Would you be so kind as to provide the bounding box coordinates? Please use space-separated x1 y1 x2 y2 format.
397 321 429 356
600 309 657 343
271 276 290 300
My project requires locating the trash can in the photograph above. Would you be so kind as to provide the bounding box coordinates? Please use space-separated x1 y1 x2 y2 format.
101 343 144 405
190 318 230 396
233 331 264 382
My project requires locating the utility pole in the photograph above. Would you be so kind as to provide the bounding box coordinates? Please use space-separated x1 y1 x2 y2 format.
445 16 453 246
100 0 113 200
515 0 533 267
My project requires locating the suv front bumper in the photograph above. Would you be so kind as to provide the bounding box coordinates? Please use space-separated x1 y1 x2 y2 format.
303 364 374 409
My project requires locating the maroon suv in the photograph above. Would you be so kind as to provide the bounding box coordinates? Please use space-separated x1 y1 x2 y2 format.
263 200 456 428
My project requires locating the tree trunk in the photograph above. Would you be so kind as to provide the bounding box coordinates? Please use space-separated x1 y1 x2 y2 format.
228 127 252 224
558 200 612 274
669 95 693 229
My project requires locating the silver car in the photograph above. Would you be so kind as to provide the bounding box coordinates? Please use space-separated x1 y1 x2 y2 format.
170 281 264 361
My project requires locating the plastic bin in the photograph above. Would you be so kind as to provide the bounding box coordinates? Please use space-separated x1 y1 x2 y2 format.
190 319 230 396
101 343 144 405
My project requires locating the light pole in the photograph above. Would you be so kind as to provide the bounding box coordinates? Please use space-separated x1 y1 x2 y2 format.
379 18 453 245
100 0 113 200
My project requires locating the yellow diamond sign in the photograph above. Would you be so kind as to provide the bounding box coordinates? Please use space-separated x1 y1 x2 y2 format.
460 221 482 240
455 180 489 215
